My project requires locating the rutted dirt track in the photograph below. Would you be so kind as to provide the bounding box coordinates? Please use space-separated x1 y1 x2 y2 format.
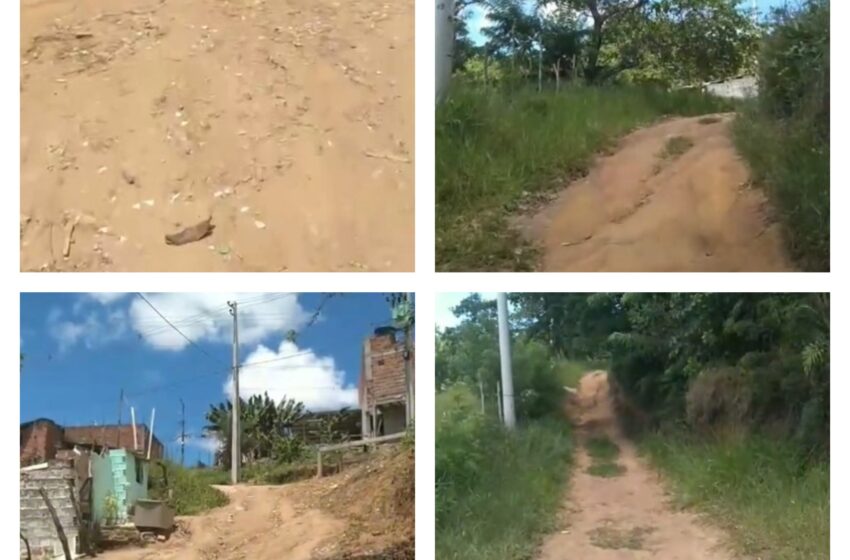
520 115 793 272
21 0 413 271
98 485 345 560
537 372 737 560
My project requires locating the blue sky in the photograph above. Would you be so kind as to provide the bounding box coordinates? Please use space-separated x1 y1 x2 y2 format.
465 0 793 45
21 293 407 465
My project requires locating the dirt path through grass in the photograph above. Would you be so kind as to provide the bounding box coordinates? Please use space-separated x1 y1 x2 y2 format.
537 371 737 559
21 0 413 271
518 114 792 271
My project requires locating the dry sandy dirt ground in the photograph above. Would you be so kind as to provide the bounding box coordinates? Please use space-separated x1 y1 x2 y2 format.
98 485 345 560
518 114 793 272
98 446 414 560
21 0 413 272
537 371 737 560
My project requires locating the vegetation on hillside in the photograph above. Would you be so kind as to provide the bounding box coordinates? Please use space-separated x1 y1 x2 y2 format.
734 0 829 271
439 1 830 271
437 293 829 559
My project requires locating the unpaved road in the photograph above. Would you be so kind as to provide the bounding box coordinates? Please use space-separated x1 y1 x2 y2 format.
98 485 345 560
21 0 413 272
537 371 737 560
520 115 792 272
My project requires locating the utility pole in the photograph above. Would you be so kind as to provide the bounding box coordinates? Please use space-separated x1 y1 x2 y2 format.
179 398 186 467
497 293 517 429
116 389 123 448
228 300 241 484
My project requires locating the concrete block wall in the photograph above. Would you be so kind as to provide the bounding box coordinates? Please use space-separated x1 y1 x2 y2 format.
20 462 80 559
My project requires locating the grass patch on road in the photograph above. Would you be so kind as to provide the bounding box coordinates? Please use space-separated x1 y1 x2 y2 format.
640 432 829 560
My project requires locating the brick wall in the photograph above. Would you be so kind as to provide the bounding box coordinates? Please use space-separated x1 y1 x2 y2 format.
20 462 80 560
64 425 164 459
362 332 408 407
21 420 63 465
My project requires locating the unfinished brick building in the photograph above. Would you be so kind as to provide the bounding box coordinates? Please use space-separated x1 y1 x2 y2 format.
21 419 163 466
358 326 413 438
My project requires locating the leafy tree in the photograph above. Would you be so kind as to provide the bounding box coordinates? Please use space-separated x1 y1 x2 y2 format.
204 393 307 467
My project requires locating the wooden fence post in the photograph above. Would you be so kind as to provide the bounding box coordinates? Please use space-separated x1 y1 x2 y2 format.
39 487 72 560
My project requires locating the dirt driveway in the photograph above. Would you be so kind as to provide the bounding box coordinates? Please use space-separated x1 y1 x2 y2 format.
98 485 344 560
519 114 792 272
21 0 413 271
537 371 737 559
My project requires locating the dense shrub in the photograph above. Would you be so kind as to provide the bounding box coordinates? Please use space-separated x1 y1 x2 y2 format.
734 0 829 271
436 384 573 560
759 0 829 133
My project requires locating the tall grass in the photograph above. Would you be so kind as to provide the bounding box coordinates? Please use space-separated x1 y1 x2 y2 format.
436 385 574 560
436 84 731 271
148 461 229 515
640 432 829 560
731 1 829 271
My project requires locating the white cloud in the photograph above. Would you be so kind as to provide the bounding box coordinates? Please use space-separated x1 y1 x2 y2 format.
225 340 358 412
88 293 130 305
47 307 128 352
181 434 221 454
128 293 310 351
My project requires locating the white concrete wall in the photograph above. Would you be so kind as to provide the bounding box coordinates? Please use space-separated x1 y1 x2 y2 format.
705 76 758 99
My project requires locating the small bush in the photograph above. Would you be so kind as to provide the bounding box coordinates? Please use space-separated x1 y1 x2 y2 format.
148 462 229 516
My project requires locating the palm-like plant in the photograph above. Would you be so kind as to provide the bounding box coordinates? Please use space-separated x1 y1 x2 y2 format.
204 393 308 466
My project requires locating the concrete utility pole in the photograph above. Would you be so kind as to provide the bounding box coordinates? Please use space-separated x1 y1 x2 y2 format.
228 300 241 484
147 408 156 460
497 293 517 429
436 0 456 101
179 398 186 467
117 389 123 448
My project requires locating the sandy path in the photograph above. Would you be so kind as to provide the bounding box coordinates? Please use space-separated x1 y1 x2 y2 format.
21 0 413 272
537 372 737 560
519 114 792 271
98 485 344 560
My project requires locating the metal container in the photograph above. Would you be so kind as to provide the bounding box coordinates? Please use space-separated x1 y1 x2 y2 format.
133 499 174 530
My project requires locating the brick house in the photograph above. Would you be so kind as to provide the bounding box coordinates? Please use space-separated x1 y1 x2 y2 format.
20 419 163 466
359 327 414 438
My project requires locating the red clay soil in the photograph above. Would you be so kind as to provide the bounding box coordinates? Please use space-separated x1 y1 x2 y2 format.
537 371 739 560
518 115 793 272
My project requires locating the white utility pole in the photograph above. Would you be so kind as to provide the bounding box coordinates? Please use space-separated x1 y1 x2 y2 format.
228 300 241 484
497 293 517 429
147 408 156 460
130 406 138 451
436 0 456 101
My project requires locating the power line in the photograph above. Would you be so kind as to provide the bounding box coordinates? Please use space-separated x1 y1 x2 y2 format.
136 293 224 367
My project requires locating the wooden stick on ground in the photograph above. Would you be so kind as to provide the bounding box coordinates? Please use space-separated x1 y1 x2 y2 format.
38 487 72 560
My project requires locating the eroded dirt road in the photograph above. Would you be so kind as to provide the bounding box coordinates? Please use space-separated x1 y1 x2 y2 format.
21 0 413 271
98 485 345 560
519 115 792 271
537 371 737 560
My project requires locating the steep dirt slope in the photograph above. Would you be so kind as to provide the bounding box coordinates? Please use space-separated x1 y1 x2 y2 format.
21 0 413 271
518 115 792 272
537 371 739 560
